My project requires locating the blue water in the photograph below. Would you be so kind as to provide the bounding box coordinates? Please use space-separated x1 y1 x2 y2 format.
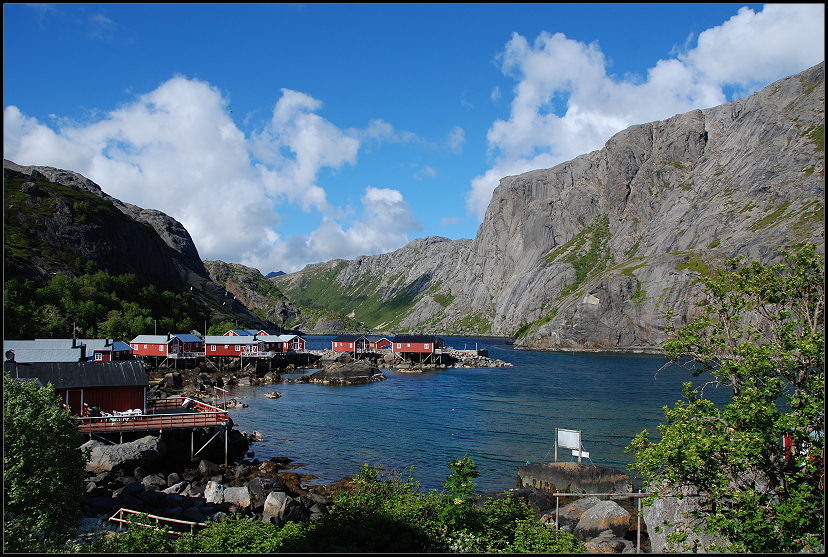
224 336 732 493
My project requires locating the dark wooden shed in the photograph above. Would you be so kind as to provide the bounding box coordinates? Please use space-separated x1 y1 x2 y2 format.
4 360 148 416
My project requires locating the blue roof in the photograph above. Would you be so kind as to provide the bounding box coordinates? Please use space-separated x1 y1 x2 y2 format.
173 334 203 343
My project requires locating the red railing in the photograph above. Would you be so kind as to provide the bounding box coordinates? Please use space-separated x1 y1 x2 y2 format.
76 397 228 434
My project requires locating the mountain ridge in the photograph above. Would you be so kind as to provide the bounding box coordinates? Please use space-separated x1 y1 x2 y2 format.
4 62 823 346
271 61 825 349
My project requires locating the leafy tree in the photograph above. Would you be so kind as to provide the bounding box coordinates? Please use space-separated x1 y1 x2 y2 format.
438 455 480 528
627 244 824 552
3 371 87 551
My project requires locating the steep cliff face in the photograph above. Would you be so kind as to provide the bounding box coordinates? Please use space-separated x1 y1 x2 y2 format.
273 62 824 349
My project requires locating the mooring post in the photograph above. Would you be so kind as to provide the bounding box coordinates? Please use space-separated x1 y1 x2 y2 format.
637 490 642 553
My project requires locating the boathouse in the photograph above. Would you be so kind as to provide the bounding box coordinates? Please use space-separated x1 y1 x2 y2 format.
130 334 183 357
78 339 134 361
366 336 392 350
331 334 370 354
392 335 447 364
4 359 148 416
204 335 264 357
4 358 235 464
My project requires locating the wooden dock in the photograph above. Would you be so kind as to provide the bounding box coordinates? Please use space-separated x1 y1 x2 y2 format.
76 397 228 435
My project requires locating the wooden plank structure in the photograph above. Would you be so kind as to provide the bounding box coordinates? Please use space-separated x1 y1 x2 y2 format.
107 508 208 537
75 397 229 435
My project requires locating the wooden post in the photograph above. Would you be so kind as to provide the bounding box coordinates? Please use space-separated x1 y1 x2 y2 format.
637 491 642 553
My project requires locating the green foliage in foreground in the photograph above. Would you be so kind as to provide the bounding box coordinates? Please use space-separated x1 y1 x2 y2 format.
3 372 87 552
3 264 204 340
74 458 584 553
627 243 824 552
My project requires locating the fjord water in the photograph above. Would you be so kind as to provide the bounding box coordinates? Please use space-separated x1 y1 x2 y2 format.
224 336 730 493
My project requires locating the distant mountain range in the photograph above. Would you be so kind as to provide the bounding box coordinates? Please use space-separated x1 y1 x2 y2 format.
4 62 823 348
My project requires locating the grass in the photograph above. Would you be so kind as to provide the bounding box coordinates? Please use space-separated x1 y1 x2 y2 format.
545 214 614 298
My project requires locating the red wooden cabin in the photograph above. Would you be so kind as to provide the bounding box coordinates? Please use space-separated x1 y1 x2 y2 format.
4 360 148 416
129 334 183 357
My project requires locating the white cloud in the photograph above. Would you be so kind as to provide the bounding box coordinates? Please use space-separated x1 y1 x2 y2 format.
446 125 466 154
4 77 424 274
466 3 825 220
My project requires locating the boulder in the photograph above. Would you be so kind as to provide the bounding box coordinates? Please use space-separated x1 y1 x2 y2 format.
516 462 633 495
248 477 289 508
204 480 224 504
573 500 631 541
142 473 167 489
555 496 602 530
223 485 252 510
262 491 292 518
82 435 167 473
197 459 221 478
583 529 633 553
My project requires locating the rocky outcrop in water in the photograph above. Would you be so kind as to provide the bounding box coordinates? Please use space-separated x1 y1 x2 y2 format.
297 360 387 385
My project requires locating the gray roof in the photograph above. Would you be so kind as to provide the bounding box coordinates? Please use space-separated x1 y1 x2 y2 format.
204 335 260 345
130 335 175 344
4 348 83 363
3 360 148 389
5 339 79 350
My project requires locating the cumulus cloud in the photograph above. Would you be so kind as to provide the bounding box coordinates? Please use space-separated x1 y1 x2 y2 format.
466 3 825 220
446 125 466 154
3 77 425 273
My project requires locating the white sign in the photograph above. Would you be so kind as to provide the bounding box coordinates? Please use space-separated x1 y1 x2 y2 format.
557 428 581 450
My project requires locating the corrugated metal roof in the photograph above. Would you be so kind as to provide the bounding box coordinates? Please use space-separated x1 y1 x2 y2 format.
5 348 83 363
5 339 78 351
130 335 174 344
3 360 148 389
172 334 202 343
204 335 260 345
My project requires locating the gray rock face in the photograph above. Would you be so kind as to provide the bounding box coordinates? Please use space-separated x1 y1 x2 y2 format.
82 435 167 473
273 63 825 350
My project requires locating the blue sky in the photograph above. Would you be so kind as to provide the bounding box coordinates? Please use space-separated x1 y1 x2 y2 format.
4 4 824 274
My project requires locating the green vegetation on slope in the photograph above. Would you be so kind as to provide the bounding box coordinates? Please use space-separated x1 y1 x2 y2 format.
545 214 614 297
3 264 205 340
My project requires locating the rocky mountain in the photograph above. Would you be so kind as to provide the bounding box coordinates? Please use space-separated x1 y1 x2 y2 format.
272 62 825 350
3 160 269 329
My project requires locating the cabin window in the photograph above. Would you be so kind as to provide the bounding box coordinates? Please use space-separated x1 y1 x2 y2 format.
397 344 401 349
95 352 103 361
211 345 216 351
407 344 411 347
143 344 147 349
424 344 430 349
235 345 241 351
159 345 164 352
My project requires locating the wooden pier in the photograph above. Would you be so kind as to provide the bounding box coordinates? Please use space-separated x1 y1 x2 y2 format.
75 397 229 435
